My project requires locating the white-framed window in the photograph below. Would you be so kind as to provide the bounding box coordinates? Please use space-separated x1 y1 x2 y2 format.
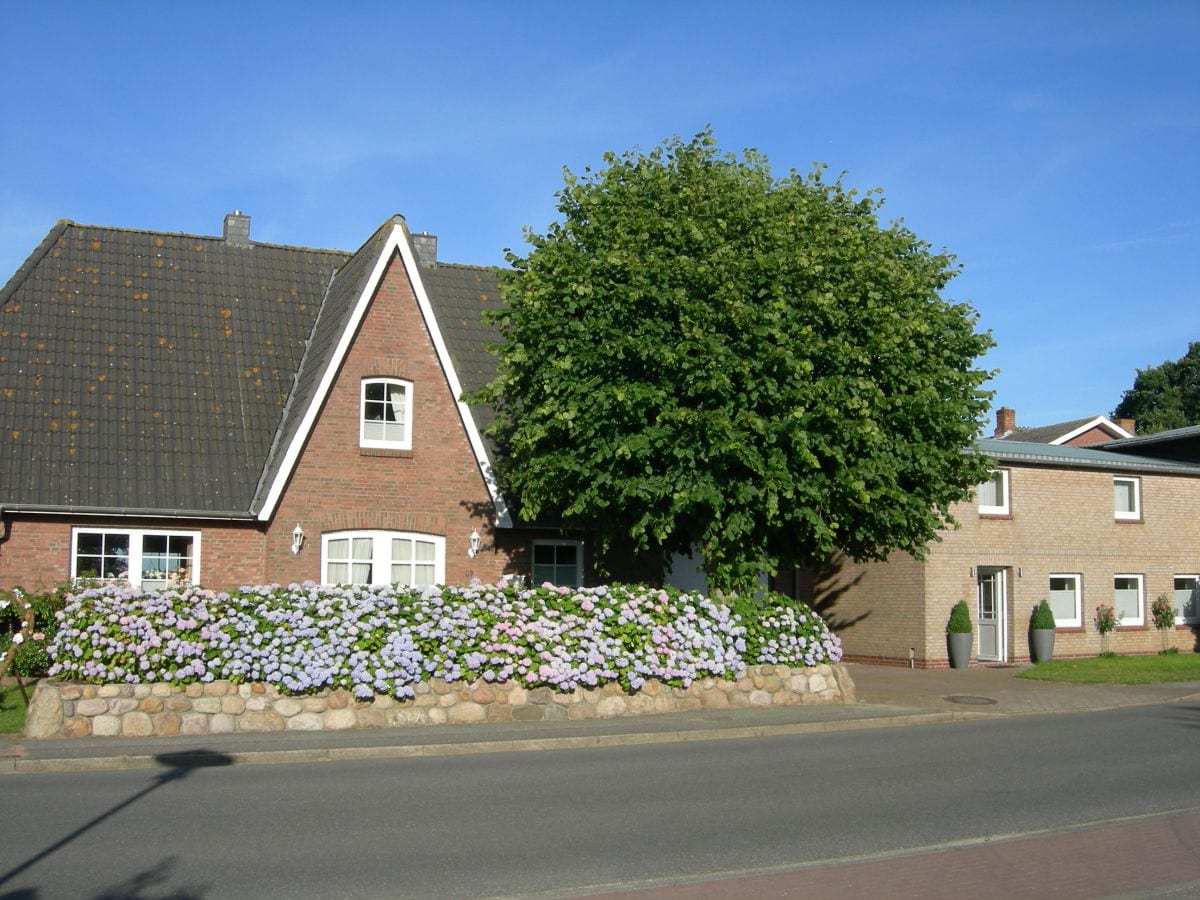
360 378 413 450
532 540 583 588
322 530 444 587
977 469 1009 515
72 528 199 589
1174 575 1199 625
1113 476 1140 521
1047 574 1081 628
1113 574 1144 627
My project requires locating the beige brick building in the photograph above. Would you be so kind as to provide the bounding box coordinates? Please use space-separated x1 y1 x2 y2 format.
784 431 1200 667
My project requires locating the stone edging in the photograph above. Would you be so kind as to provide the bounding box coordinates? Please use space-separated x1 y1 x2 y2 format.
23 663 856 739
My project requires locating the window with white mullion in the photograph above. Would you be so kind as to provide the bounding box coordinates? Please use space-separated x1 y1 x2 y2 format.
1047 574 1081 628
360 378 413 449
72 528 198 588
1175 575 1199 625
323 531 444 587
1113 477 1140 521
977 469 1009 515
1113 574 1144 627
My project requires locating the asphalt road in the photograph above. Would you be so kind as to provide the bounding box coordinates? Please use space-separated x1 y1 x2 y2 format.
2 702 1199 898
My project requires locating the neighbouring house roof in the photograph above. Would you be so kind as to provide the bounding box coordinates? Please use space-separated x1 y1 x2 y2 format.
1096 423 1200 466
0 216 508 522
995 415 1132 445
978 438 1200 477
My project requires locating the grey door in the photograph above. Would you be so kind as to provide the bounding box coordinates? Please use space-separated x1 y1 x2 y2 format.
977 568 1007 662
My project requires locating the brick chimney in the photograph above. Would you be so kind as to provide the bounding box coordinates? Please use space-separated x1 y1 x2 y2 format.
411 232 437 267
223 210 251 246
1114 418 1136 435
995 406 1016 437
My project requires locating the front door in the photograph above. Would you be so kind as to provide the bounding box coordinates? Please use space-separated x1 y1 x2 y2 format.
977 568 1007 662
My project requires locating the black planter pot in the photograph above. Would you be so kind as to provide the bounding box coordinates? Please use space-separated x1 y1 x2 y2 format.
947 632 973 669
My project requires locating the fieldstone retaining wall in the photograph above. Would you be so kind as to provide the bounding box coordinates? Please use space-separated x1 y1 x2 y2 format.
22 663 856 739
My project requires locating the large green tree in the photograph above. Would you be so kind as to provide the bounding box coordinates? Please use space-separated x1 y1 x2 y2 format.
474 132 995 592
1113 342 1200 434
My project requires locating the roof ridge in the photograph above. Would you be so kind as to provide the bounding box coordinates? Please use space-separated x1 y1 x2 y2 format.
430 261 506 272
59 220 353 258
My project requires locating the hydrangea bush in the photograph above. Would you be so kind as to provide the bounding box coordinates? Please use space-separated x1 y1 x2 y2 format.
46 581 842 699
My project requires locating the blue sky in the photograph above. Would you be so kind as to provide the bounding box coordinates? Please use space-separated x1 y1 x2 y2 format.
2 1 1196 429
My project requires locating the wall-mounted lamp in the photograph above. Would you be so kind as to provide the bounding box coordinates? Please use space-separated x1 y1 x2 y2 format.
291 523 305 555
468 529 482 558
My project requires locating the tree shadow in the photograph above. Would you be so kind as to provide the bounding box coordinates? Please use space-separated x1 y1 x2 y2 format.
785 556 872 632
90 856 210 899
0 750 232 893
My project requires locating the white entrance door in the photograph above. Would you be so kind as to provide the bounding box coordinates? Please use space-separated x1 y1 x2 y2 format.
977 568 1008 663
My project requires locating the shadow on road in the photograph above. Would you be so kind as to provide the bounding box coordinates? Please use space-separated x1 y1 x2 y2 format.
0 749 232 896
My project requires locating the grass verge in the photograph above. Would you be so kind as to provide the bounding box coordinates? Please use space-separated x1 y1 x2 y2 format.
0 682 30 734
1017 652 1200 685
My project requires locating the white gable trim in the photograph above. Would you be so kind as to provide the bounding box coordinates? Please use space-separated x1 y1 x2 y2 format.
1049 416 1133 446
257 222 512 528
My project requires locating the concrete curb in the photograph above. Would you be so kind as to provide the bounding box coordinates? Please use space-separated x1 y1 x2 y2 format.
1 710 969 775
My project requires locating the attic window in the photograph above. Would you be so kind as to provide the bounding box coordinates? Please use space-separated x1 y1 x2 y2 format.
361 378 412 450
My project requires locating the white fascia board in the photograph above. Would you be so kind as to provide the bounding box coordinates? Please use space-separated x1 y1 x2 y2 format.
1049 416 1133 445
396 233 513 528
257 223 512 528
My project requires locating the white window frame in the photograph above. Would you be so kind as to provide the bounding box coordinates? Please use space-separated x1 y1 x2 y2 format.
977 469 1009 515
321 530 444 587
360 378 413 450
71 527 201 589
1113 573 1144 627
1174 575 1199 625
1113 476 1141 521
1047 573 1081 628
532 539 584 588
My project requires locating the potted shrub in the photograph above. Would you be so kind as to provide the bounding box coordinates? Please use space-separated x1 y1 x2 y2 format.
946 600 973 669
1029 599 1056 663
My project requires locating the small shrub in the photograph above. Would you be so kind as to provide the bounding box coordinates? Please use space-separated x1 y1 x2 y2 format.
946 600 972 634
1151 594 1176 632
1094 603 1119 635
1030 599 1056 630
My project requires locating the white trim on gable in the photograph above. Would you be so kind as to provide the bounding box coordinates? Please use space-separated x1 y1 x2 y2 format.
256 220 513 528
1048 415 1133 445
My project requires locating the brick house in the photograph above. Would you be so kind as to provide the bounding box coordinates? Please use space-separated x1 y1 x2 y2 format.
782 419 1200 667
0 213 588 594
991 405 1134 446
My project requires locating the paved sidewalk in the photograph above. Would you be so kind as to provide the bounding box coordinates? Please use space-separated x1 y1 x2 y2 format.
2 663 1199 775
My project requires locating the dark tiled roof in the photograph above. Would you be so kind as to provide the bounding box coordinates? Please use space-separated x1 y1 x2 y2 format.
995 418 1091 442
0 221 347 514
251 219 396 512
421 262 504 466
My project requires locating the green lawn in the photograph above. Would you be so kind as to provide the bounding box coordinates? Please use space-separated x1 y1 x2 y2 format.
0 683 30 734
1017 652 1200 685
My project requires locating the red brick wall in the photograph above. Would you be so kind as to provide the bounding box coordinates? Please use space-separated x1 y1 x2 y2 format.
264 250 515 586
0 516 266 592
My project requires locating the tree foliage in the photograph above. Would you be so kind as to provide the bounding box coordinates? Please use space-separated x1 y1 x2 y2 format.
473 132 995 593
1113 342 1200 434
